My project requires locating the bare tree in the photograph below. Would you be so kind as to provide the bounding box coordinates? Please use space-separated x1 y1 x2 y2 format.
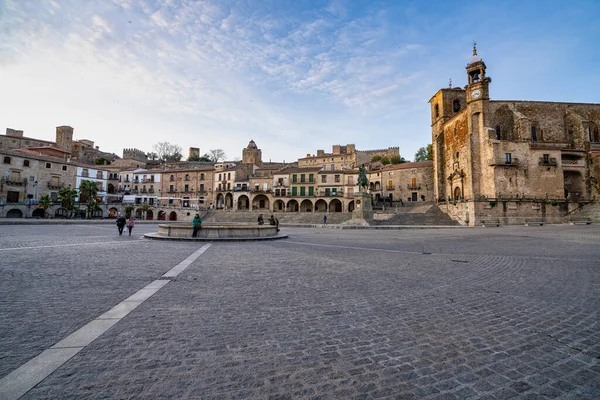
206 149 226 163
152 142 182 162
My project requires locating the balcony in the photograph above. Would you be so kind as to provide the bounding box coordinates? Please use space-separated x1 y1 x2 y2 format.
233 187 250 192
538 157 558 166
407 184 421 190
386 186 395 190
1 177 27 186
148 188 155 193
489 158 519 167
561 159 585 168
47 181 66 190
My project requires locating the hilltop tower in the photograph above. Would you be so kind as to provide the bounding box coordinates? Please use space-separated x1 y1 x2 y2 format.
242 140 262 166
55 126 74 153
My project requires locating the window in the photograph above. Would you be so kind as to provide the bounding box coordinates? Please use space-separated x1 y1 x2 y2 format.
200 173 204 180
331 164 335 170
292 187 297 196
309 174 314 183
531 126 537 142
4 156 12 163
46 162 51 169
453 99 460 113
184 184 189 192
292 174 297 183
23 160 30 167
96 171 103 179
387 179 393 190
169 185 174 192
300 187 306 196
185 174 189 181
62 165 67 171
334 175 340 183
308 187 314 196
199 184 205 192
170 175 175 181
321 175 327 183
454 127 457 137
227 173 231 180
300 174 306 183
543 154 549 164
495 126 501 140
504 153 512 164
434 104 439 118
218 174 221 181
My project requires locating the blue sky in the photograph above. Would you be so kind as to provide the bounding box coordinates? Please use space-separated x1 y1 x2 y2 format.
1 0 599 162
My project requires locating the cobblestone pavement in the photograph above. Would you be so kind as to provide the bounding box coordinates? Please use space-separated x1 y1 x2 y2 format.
1 224 599 399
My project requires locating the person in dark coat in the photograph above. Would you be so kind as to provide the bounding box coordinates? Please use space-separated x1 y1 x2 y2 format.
258 214 264 225
192 214 202 237
116 214 126 235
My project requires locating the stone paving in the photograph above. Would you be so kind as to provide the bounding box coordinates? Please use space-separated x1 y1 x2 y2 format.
0 223 599 399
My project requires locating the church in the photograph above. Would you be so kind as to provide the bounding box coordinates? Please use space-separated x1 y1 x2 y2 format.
430 45 600 225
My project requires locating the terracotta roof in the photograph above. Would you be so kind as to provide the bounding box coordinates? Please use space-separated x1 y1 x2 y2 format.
378 160 433 171
28 146 71 154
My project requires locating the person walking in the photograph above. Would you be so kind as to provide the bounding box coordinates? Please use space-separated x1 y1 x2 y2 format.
116 214 126 236
126 216 135 236
323 215 327 225
192 214 202 237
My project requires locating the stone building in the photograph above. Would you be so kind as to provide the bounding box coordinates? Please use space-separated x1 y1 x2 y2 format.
298 144 399 171
430 45 600 225
369 161 434 204
0 148 76 217
159 166 215 217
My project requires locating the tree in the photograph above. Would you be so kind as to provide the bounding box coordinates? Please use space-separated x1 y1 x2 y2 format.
371 155 382 162
57 186 78 217
152 142 183 162
95 157 111 165
147 152 159 161
380 157 391 165
188 154 211 162
414 144 433 162
86 199 102 219
79 180 98 203
125 205 135 218
390 155 406 164
206 149 226 163
38 194 52 218
139 203 151 220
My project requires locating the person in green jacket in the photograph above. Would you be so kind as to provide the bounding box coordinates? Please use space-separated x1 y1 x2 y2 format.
192 214 202 237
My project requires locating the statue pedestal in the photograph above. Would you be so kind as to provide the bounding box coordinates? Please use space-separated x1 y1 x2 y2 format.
352 192 373 221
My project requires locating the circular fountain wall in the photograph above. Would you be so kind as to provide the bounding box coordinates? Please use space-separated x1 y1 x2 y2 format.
144 223 287 241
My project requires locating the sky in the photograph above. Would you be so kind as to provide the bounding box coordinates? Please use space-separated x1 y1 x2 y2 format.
1 0 599 163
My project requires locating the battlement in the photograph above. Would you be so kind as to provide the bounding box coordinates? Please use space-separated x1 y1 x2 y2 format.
122 148 148 162
6 128 24 137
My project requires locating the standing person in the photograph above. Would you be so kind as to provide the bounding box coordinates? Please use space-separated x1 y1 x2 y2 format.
192 214 202 237
258 214 264 225
126 216 135 236
274 216 280 232
323 215 327 225
116 214 126 236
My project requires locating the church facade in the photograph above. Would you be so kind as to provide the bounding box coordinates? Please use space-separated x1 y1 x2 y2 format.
431 45 600 225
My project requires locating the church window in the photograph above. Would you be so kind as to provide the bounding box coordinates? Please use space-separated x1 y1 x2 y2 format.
453 100 460 113
531 126 537 142
434 104 439 118
495 125 501 140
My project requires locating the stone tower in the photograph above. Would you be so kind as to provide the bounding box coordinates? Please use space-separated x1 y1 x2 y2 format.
189 147 200 159
242 140 262 166
55 126 74 153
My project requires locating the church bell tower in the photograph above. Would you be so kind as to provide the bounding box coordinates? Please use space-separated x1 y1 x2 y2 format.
465 43 491 104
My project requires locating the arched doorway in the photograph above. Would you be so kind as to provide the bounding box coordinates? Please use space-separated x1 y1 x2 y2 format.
135 208 142 219
273 200 285 211
374 181 381 191
7 209 23 218
158 210 166 221
108 207 118 218
169 211 178 221
454 187 461 200
225 193 234 209
32 208 45 218
107 183 115 194
348 200 355 212
329 199 343 212
300 199 313 212
287 199 299 212
216 193 225 209
238 195 250 210
252 194 270 211
315 199 328 212
146 210 154 220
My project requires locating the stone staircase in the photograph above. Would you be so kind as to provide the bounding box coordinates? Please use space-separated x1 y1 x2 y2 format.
370 204 460 226
208 204 459 226
565 201 600 222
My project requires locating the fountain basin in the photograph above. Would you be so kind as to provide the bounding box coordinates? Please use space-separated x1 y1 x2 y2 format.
144 223 287 241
